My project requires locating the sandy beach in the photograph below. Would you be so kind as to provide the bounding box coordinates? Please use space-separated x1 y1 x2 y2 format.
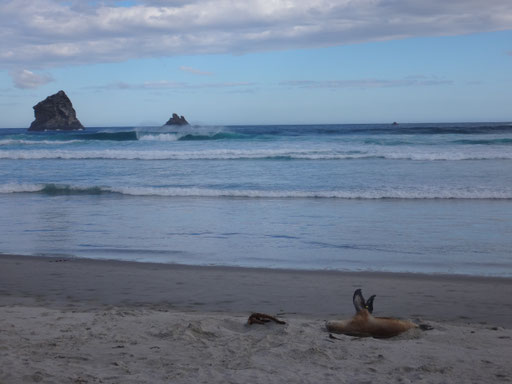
1 254 511 383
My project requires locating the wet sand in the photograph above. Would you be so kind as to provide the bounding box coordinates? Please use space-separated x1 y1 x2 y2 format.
1 254 511 326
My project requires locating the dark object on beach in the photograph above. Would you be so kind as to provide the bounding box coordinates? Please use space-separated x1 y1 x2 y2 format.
326 289 432 338
392 122 399 125
247 313 286 325
28 90 84 131
419 323 434 331
165 113 189 126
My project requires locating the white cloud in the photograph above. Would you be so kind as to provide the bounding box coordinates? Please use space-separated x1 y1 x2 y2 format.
9 69 54 89
0 0 511 69
89 80 254 90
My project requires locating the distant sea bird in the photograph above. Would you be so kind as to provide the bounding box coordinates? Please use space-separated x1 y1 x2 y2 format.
326 289 431 338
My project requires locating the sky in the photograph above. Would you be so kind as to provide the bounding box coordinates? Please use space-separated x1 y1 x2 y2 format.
1 0 511 127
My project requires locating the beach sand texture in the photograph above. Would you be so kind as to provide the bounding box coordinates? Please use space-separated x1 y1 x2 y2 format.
1 255 512 383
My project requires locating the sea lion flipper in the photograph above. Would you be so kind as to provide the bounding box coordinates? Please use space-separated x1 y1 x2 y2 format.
353 289 366 313
365 295 376 314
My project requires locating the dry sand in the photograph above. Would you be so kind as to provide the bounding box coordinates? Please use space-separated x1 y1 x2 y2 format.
1 254 511 383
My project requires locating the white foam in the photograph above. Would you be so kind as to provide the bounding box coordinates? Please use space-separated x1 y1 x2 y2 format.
0 139 82 146
138 134 180 142
0 148 348 160
1 183 510 199
0 183 45 193
109 186 512 199
1 147 511 161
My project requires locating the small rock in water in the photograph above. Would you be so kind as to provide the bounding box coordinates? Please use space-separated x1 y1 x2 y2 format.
165 113 189 126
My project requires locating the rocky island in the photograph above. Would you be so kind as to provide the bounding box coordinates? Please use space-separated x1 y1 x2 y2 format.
165 113 189 126
28 90 84 131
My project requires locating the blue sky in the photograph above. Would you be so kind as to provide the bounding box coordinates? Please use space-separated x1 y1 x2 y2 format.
0 0 511 127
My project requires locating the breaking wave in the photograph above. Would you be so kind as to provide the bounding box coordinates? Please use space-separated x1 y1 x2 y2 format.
451 138 512 145
137 131 248 142
79 131 139 141
1 148 511 161
1 183 511 199
0 139 82 146
3 123 511 144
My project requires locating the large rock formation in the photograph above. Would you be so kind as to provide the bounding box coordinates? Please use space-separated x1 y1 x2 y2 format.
28 90 84 131
165 113 189 126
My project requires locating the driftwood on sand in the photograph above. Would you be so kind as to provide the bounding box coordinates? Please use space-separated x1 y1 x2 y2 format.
247 313 286 325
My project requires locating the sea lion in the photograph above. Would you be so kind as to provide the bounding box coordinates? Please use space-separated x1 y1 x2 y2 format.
326 289 424 338
365 294 376 314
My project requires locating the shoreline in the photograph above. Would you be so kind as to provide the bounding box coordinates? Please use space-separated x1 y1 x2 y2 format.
5 251 512 278
1 253 511 327
3 252 512 280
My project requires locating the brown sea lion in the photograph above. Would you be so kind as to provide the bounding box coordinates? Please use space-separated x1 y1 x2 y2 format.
326 289 430 338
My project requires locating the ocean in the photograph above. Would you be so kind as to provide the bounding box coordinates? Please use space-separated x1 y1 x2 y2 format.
0 123 511 276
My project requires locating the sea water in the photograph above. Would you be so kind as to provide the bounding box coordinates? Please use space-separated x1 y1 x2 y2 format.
0 123 511 276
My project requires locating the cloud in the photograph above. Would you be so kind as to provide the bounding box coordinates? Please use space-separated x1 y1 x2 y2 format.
0 0 511 69
280 76 453 89
9 69 54 89
89 80 255 90
179 66 213 76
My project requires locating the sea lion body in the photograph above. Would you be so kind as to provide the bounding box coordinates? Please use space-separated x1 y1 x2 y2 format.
326 289 419 338
326 309 417 338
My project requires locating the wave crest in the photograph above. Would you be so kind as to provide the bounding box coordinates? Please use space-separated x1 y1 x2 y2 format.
1 183 511 200
1 147 511 161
